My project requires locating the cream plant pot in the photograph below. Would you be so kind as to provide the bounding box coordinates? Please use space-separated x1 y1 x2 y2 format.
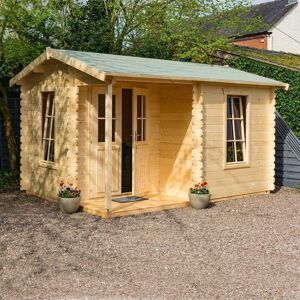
58 197 81 214
188 193 211 209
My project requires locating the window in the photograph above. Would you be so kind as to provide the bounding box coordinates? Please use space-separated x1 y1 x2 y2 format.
98 94 116 142
226 96 247 163
136 95 146 142
42 92 55 162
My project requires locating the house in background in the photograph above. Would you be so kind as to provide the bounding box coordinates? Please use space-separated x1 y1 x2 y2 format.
10 48 287 218
232 0 300 54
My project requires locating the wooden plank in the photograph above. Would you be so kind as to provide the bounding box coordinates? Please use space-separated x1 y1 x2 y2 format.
210 181 274 199
80 193 190 218
192 83 204 183
202 83 276 199
159 84 193 196
104 82 113 210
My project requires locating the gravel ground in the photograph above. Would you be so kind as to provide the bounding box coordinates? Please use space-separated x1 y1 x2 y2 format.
0 189 299 300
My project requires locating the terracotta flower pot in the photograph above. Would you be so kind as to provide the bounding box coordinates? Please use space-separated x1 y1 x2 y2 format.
58 197 81 214
188 193 211 209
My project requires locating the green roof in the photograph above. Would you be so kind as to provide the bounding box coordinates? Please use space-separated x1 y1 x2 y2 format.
56 49 287 88
10 48 288 89
231 46 300 71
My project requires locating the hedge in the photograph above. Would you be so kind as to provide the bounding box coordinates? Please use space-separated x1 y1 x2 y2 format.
229 58 300 139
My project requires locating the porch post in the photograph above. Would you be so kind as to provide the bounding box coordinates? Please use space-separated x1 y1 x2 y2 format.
104 80 113 212
192 83 204 184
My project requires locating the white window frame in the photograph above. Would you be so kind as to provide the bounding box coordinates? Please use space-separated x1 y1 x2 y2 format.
97 93 117 143
41 92 55 164
136 94 147 142
225 95 249 166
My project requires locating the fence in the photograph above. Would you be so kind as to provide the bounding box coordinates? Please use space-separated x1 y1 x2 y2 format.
275 112 300 188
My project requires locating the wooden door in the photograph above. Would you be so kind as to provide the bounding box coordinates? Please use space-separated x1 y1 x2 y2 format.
132 88 150 195
90 86 121 197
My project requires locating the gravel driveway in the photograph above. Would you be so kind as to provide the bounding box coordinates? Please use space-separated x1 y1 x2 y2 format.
0 189 299 300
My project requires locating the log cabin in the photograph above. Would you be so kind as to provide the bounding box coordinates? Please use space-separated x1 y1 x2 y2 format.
10 48 288 218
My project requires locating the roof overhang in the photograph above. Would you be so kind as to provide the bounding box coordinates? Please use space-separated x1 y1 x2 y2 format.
10 48 289 91
112 73 289 90
232 31 272 40
10 48 106 87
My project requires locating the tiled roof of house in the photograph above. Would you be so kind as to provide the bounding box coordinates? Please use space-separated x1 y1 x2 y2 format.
229 0 298 37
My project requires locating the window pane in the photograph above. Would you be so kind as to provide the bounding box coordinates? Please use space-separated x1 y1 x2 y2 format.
234 120 242 140
142 119 146 141
227 142 235 163
227 97 232 118
233 98 240 118
98 119 105 142
49 140 55 162
98 94 105 118
137 95 142 118
42 94 48 137
47 118 52 138
42 94 48 118
236 142 244 162
43 140 49 161
137 119 142 141
242 97 247 125
112 119 116 142
143 96 146 118
51 118 55 139
48 96 54 116
112 95 116 118
227 120 233 140
42 92 55 162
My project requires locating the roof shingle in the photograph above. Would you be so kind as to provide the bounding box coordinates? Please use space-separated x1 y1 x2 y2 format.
10 48 288 89
234 0 298 37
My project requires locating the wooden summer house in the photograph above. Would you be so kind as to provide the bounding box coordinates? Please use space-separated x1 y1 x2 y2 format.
10 48 288 218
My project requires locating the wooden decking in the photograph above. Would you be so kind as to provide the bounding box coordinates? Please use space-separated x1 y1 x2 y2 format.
80 194 190 218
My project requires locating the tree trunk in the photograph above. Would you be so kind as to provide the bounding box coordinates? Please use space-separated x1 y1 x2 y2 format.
0 82 18 174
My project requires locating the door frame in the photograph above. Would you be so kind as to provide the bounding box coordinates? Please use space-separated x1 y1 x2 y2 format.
132 87 149 195
89 86 122 198
88 85 150 198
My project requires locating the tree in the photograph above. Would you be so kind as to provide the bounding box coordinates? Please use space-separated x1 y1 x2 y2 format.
168 0 263 63
66 0 176 55
0 0 79 172
66 0 263 63
66 0 112 53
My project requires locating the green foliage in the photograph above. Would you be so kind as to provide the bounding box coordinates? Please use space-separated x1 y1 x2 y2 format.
232 46 300 71
0 171 19 191
229 58 300 139
165 0 264 63
64 0 263 61
189 182 209 195
0 0 265 67
0 0 79 78
1 38 43 79
65 0 112 53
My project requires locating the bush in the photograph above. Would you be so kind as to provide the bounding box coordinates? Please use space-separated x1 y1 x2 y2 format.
0 171 19 191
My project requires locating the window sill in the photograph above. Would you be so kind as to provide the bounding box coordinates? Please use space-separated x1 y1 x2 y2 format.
224 163 250 170
39 161 57 170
